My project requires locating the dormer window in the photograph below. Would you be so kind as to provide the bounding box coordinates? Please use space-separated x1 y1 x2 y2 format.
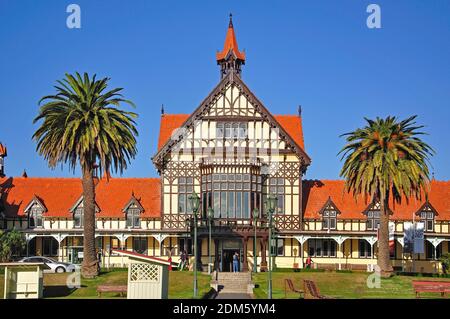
419 203 436 232
29 205 43 228
320 199 339 231
123 195 144 229
70 196 99 229
366 202 381 231
24 196 46 229
126 207 141 228
74 204 84 228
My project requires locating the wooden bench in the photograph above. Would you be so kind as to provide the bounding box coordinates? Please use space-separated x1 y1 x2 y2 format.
284 279 304 298
303 279 334 299
97 285 127 298
412 281 450 298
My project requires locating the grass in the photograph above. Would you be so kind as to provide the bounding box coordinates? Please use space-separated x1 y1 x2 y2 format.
0 269 211 299
253 271 450 299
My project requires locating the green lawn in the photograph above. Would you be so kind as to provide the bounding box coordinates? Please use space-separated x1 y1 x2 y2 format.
3 269 450 299
253 271 450 299
0 269 211 299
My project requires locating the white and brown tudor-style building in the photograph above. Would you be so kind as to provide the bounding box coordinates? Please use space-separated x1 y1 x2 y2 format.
0 18 449 273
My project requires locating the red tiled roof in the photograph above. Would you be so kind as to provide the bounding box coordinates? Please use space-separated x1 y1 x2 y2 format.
95 178 160 218
157 114 306 152
216 16 245 61
303 180 450 221
157 114 190 150
0 177 161 218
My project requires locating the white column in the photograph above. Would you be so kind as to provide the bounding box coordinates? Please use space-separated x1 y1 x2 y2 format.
293 235 310 269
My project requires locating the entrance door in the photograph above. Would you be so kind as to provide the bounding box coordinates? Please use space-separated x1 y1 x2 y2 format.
219 239 243 272
222 249 240 272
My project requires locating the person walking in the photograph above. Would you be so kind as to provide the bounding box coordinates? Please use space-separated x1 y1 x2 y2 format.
232 252 240 272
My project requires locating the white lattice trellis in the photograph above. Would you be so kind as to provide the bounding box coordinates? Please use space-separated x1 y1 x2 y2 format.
130 263 159 282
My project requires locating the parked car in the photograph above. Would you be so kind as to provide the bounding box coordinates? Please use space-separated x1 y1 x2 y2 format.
19 256 77 273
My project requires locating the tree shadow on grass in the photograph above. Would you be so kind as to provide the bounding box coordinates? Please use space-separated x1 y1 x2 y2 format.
43 285 86 298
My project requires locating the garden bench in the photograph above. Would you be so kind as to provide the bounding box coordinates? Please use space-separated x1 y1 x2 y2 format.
412 281 450 298
303 279 334 299
97 285 127 298
284 279 304 298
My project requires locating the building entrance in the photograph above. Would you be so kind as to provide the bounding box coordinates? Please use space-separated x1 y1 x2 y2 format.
218 239 242 272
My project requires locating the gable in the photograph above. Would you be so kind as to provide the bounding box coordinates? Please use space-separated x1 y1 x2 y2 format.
153 72 310 166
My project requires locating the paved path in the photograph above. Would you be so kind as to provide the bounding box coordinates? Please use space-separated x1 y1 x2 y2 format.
215 293 253 299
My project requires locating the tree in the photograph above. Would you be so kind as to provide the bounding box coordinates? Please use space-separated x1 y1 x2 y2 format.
339 116 433 276
0 229 26 262
33 72 138 278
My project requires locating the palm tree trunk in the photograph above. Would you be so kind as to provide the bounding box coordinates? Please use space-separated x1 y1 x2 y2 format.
81 167 98 278
378 197 393 277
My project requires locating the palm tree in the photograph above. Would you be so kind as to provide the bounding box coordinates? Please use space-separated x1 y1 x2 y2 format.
33 72 138 278
339 116 433 276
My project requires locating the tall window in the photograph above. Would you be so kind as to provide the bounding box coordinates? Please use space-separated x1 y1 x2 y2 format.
202 173 260 219
133 237 148 254
270 238 284 256
307 239 337 257
178 177 194 214
74 206 83 228
28 204 43 228
321 202 338 230
425 241 442 260
358 240 372 258
43 237 58 256
178 238 193 255
267 178 285 214
126 207 141 228
420 205 435 232
366 203 381 230
216 122 247 139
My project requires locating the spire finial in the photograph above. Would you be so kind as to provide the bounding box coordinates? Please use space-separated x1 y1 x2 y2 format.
298 105 302 117
229 13 233 27
22 169 28 178
161 104 165 116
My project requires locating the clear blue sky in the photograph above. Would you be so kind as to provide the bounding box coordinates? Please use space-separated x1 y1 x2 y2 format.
0 0 449 180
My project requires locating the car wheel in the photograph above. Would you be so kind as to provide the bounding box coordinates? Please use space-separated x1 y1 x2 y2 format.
56 266 65 273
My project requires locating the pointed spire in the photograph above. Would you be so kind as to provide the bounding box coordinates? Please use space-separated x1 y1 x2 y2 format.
161 104 165 116
0 142 6 177
22 169 28 178
298 105 302 117
0 142 7 157
216 14 245 78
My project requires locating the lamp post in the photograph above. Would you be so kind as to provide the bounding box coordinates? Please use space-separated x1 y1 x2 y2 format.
207 207 214 274
188 192 200 298
266 195 278 300
252 208 259 273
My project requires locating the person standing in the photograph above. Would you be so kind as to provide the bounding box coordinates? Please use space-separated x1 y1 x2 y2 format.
233 252 240 272
306 256 313 269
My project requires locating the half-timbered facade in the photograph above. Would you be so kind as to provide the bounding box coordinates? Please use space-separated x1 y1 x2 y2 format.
0 18 449 274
